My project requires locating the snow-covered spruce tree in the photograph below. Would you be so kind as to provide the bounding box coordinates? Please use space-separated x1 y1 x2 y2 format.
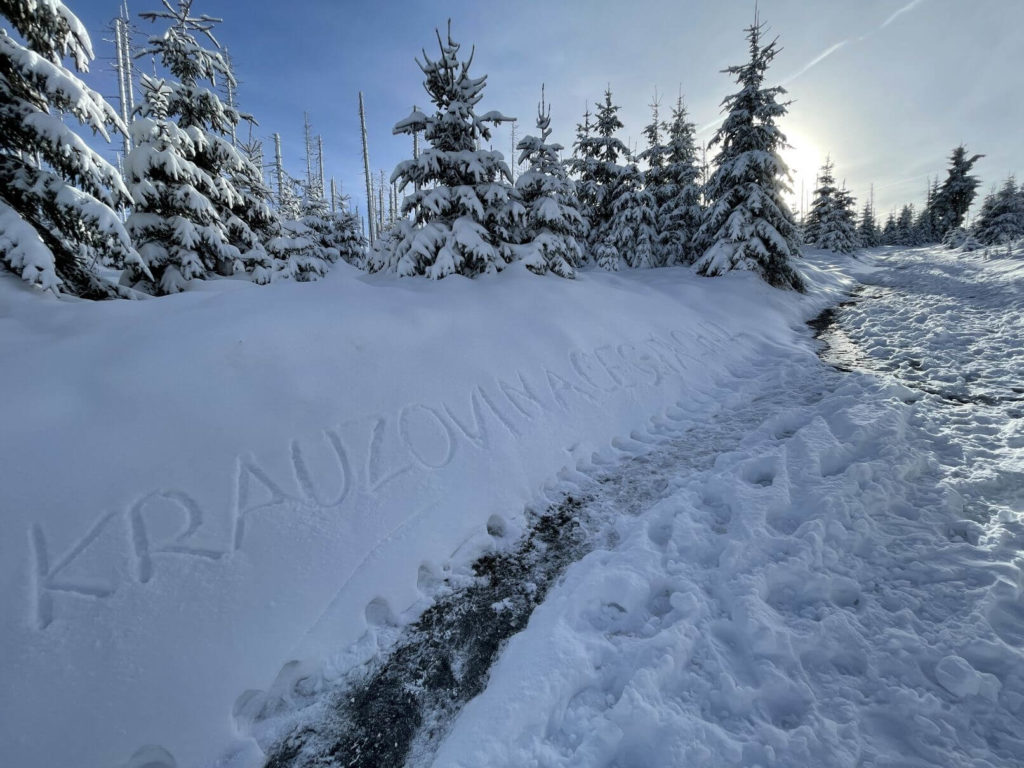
375 23 520 279
299 186 339 263
933 144 984 235
857 198 880 247
0 0 147 296
658 94 703 265
974 178 1024 246
894 204 916 245
694 16 803 290
915 180 942 244
817 185 858 253
567 104 596 264
231 131 277 284
610 164 659 269
569 88 632 270
266 179 330 282
942 226 982 251
328 197 367 267
881 211 897 245
124 0 267 294
802 157 836 247
637 96 670 266
512 85 585 278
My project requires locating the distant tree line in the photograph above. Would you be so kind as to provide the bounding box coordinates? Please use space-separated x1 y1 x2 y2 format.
801 145 1023 254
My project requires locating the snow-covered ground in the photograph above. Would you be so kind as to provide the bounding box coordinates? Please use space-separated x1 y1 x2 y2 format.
0 256 846 768
2 246 1021 768
431 247 1024 767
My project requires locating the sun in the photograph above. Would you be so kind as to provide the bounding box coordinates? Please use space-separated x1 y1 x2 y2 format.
781 127 825 218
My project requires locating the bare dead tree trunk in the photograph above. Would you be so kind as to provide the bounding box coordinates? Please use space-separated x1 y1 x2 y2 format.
113 6 134 158
304 112 314 194
318 135 326 200
378 169 385 233
359 92 376 245
273 132 286 209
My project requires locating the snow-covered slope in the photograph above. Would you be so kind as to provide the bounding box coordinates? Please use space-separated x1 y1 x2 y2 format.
0 258 849 768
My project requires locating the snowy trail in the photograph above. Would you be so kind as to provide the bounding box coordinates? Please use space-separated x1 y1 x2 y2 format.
239 338 822 767
427 248 1024 767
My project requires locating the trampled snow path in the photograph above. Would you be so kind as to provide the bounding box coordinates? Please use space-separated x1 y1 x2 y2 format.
240 337 830 766
426 249 1024 767
241 248 1024 767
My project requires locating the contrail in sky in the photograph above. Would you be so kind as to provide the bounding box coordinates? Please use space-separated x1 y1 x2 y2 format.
783 40 849 85
881 0 927 29
698 39 849 135
697 0 928 137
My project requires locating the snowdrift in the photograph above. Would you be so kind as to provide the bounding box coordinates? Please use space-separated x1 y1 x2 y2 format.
0 257 851 768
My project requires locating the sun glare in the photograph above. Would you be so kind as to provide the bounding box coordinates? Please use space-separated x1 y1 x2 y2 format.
782 128 825 217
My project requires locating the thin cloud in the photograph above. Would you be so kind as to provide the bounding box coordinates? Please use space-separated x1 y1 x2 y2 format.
881 0 927 29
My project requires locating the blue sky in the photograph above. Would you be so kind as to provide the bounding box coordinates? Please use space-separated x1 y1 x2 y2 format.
71 0 1023 225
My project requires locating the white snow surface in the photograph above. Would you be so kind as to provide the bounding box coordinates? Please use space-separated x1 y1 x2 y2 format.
2 247 1022 768
433 247 1024 767
0 256 843 768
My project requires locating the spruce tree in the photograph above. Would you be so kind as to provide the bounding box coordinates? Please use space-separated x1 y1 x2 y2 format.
974 178 1024 246
857 198 879 247
570 88 631 270
933 144 984 234
568 104 597 264
0 0 146 296
637 96 671 265
803 158 837 247
659 94 703 264
694 15 803 290
232 131 276 284
124 0 269 294
329 197 367 267
513 86 585 278
611 164 659 268
377 23 519 279
818 185 858 253
895 204 916 245
881 211 897 245
915 180 942 244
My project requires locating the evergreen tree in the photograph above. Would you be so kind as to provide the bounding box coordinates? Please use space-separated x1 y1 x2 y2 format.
328 197 367 267
376 23 520 278
915 179 942 244
567 103 596 263
881 211 897 245
694 15 803 290
974 178 1024 245
658 94 703 264
570 87 631 270
125 0 269 294
513 86 585 278
803 158 837 247
818 184 858 253
933 144 984 234
230 130 276 284
0 0 146 296
857 198 879 247
299 185 339 263
637 96 670 265
610 164 659 268
895 204 916 245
